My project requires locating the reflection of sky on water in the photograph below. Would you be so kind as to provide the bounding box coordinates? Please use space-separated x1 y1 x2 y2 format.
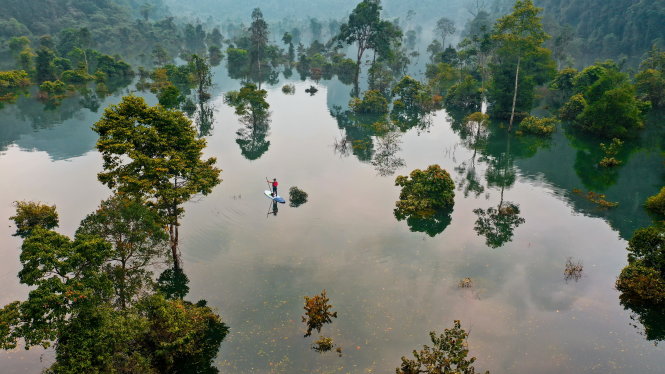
0 75 664 373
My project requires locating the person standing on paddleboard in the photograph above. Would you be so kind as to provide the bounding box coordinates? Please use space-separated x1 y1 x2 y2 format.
267 177 278 197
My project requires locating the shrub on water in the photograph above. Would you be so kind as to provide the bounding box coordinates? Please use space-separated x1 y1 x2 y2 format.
518 115 558 136
289 186 308 207
645 187 665 216
282 84 295 94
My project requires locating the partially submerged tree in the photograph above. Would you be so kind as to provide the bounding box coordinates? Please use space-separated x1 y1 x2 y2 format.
396 320 489 374
302 290 337 337
93 95 221 270
224 82 270 126
491 0 550 130
394 165 455 218
336 0 401 88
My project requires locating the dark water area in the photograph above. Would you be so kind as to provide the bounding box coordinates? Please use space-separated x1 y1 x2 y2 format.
1 63 664 373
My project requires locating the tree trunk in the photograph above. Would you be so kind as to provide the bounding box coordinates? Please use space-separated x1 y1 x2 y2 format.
170 220 180 270
354 46 364 96
508 56 521 132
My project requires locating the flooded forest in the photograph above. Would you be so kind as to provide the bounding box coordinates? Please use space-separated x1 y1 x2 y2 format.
1 0 664 373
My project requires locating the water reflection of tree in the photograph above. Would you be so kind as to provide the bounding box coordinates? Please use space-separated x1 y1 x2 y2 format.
397 207 453 237
196 100 214 137
473 203 525 248
371 132 406 176
236 118 271 160
330 106 375 162
473 134 525 248
565 126 632 192
331 106 438 176
620 298 665 344
454 112 489 198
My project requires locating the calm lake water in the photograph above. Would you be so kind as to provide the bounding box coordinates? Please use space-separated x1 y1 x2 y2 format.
1 66 664 373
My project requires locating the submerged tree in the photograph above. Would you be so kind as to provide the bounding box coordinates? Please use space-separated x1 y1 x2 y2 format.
249 8 269 77
396 320 489 374
491 0 550 131
394 165 455 236
190 54 212 102
224 82 270 126
93 96 221 270
336 0 401 89
302 290 337 337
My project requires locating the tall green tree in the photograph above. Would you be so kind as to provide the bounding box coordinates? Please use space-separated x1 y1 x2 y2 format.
435 17 456 48
249 8 269 77
190 54 212 102
77 196 169 309
93 96 221 270
491 0 550 130
336 0 384 85
224 82 270 126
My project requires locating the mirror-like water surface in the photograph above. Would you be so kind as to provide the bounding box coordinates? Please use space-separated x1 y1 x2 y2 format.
1 69 664 373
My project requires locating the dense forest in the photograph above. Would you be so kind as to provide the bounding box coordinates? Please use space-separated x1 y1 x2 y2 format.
1 0 664 372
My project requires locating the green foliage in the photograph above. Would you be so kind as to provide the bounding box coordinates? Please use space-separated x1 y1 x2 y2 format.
0 70 31 90
549 67 577 93
598 138 623 167
391 76 435 114
616 262 665 305
138 294 229 373
558 62 646 138
426 62 458 96
444 75 482 111
394 165 455 219
333 57 357 83
626 225 665 277
60 69 93 84
224 82 270 125
9 201 59 238
0 227 113 349
336 0 401 80
518 116 558 136
558 93 586 122
95 53 133 79
635 49 665 107
490 0 554 123
302 290 337 337
157 84 183 109
350 89 389 115
226 48 249 77
157 268 190 300
35 47 57 82
635 68 665 108
396 320 489 374
281 84 295 94
488 46 555 119
289 186 308 208
577 82 644 138
76 196 168 309
645 187 665 216
93 95 221 269
44 294 228 374
208 45 224 66
190 54 212 102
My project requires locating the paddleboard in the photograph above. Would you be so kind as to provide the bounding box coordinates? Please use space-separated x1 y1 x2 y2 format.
264 190 286 203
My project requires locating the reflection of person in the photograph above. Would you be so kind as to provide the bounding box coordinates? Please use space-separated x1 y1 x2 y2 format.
271 201 278 216
267 178 278 197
